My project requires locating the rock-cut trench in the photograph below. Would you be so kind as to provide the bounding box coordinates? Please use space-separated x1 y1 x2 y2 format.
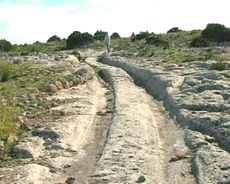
85 55 195 184
0 54 195 184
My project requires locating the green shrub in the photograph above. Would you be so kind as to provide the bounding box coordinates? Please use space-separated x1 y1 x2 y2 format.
210 61 227 71
67 31 82 49
0 62 13 82
202 23 230 42
13 39 66 53
81 32 94 44
112 38 131 51
0 39 12 52
66 31 94 49
47 35 61 42
0 105 17 138
190 37 210 47
110 32 121 39
92 66 102 74
167 27 183 33
146 35 169 48
135 31 151 40
94 30 108 40
2 141 17 158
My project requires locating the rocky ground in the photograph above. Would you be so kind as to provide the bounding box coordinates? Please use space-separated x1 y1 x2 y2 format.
0 50 229 184
100 51 230 184
87 56 195 184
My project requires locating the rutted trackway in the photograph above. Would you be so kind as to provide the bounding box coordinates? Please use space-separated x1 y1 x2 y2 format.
86 55 195 184
0 53 195 184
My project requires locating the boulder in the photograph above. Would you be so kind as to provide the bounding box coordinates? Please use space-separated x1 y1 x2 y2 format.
54 81 63 90
74 66 94 81
32 127 59 141
47 84 57 93
0 164 56 184
13 137 45 159
62 81 70 89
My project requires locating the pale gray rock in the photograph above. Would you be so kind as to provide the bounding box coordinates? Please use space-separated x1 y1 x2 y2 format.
100 53 230 184
0 164 56 184
54 81 63 90
13 137 45 159
74 66 94 80
185 130 230 184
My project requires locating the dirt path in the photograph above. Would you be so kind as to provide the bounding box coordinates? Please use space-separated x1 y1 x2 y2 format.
60 82 114 183
46 76 114 184
86 55 195 184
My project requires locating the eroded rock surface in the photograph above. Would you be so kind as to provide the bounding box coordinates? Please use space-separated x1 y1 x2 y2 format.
1 51 229 184
86 55 195 184
100 51 230 184
0 164 57 184
13 136 45 159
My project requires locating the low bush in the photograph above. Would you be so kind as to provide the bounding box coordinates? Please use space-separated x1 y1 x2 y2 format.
146 35 169 48
47 35 61 42
135 31 151 40
0 39 12 52
190 37 210 47
0 105 17 139
167 27 183 33
110 32 121 39
210 61 227 71
0 62 13 82
13 40 66 53
94 30 108 40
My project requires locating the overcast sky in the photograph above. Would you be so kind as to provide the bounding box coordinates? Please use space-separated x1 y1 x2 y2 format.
0 0 229 44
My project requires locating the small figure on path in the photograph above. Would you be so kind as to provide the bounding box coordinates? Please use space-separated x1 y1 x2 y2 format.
131 32 136 42
104 33 111 53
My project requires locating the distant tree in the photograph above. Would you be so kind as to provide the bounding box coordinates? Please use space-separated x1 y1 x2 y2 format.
47 35 61 42
0 39 12 51
34 41 42 44
135 31 151 40
94 30 108 40
81 32 94 43
202 23 230 42
110 32 121 39
66 31 94 49
67 31 82 49
167 27 183 33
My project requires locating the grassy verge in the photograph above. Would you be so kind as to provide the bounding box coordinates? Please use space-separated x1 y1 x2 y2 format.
110 30 230 64
0 60 77 160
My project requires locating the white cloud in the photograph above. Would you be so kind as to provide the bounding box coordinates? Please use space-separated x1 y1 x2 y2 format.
0 0 230 44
